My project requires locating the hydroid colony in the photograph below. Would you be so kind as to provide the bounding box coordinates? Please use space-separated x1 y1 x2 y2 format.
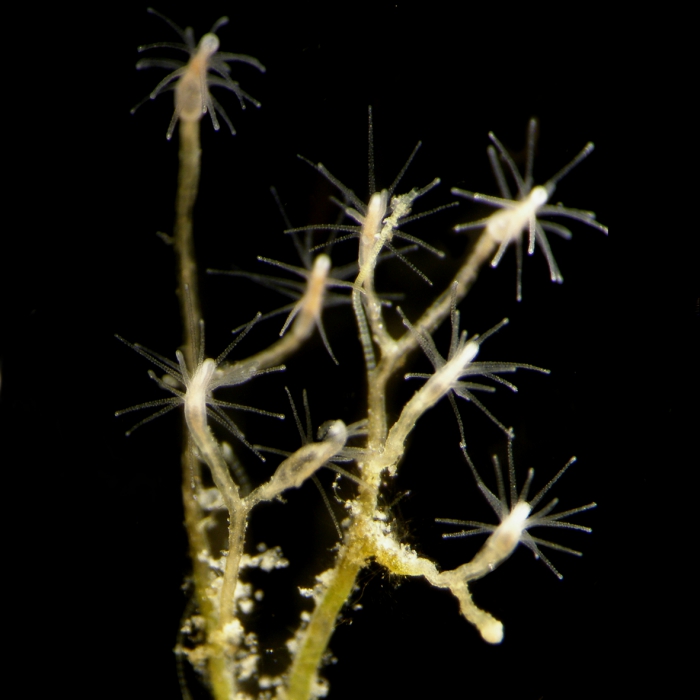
121 9 606 700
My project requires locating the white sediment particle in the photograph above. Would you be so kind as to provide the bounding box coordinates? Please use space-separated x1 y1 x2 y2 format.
197 549 226 573
237 651 259 681
241 544 289 572
258 675 283 690
222 619 244 646
234 582 255 615
311 677 330 698
299 568 334 603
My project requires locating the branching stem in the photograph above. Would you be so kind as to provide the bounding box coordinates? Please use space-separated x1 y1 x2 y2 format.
175 118 243 699
175 118 202 369
383 231 497 381
285 229 499 698
285 544 366 700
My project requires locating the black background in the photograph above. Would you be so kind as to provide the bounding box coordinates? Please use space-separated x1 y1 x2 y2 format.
3 3 696 699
